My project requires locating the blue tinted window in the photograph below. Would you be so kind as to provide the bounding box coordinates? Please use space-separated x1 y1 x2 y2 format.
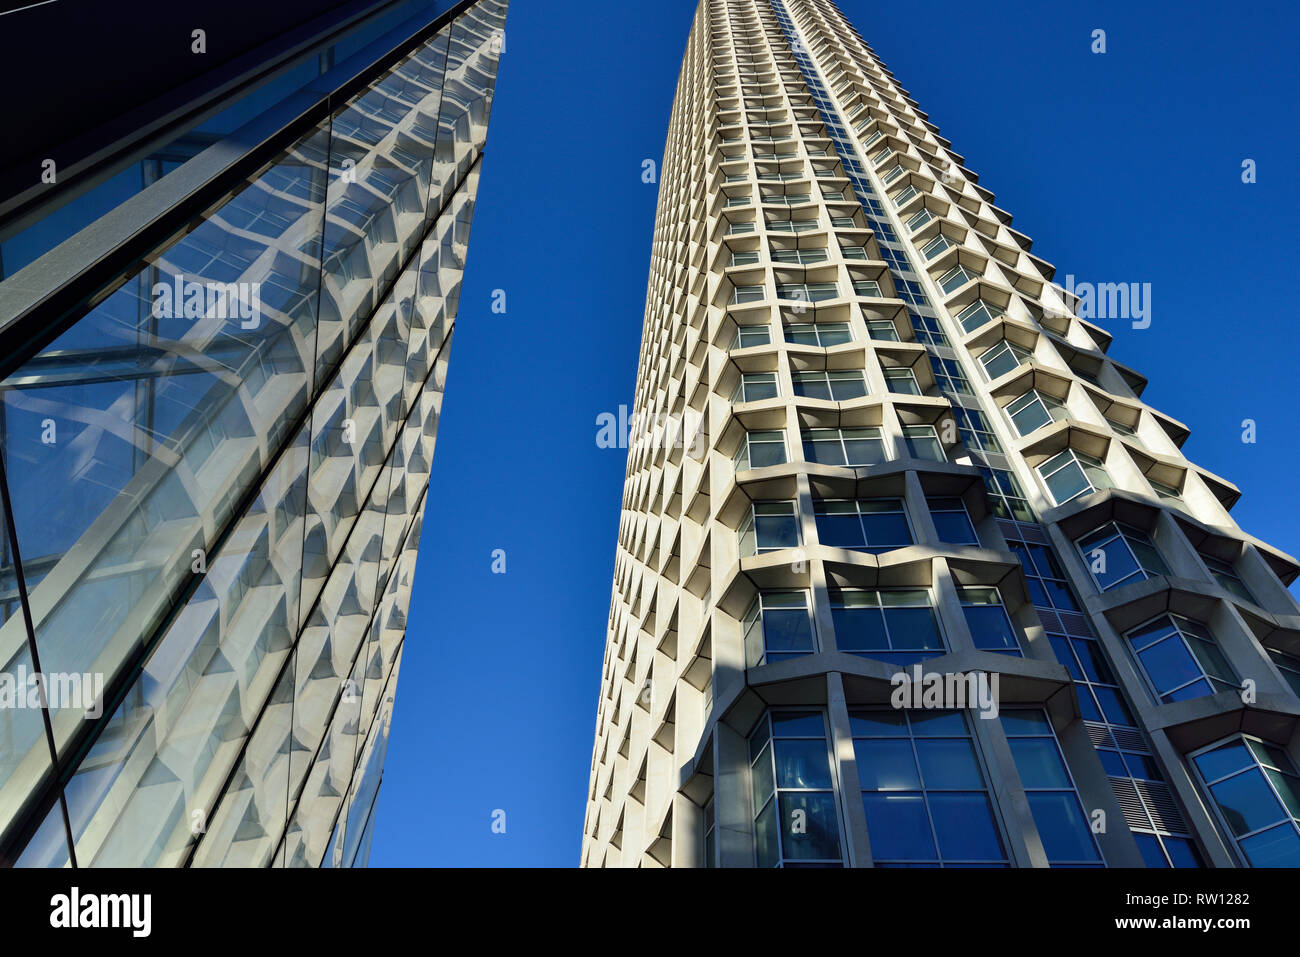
851 709 1006 865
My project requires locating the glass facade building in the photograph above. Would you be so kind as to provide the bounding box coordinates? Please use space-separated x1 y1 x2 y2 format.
583 0 1300 868
0 0 507 867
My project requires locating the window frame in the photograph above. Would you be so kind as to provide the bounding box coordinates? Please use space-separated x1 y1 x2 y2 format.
735 429 788 471
927 496 979 546
748 710 846 867
1124 613 1239 704
1189 733 1300 868
978 339 1034 381
1075 521 1169 593
1037 448 1112 506
801 426 888 467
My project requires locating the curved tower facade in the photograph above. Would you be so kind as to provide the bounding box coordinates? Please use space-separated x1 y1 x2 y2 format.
583 0 1300 868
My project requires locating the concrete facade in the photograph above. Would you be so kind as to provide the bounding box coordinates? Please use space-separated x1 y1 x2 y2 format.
583 0 1300 868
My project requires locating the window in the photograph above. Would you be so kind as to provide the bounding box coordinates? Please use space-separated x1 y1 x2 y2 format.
730 249 761 266
739 501 800 556
1108 416 1141 443
735 429 787 470
890 184 919 206
901 425 945 462
951 407 1002 455
814 498 912 553
776 281 838 303
1047 631 1136 727
831 589 944 663
801 426 887 467
749 711 843 867
959 587 1021 655
767 218 818 233
731 284 765 304
928 497 978 546
1149 478 1184 504
905 207 933 231
727 221 756 235
1125 614 1238 703
884 367 922 395
742 591 816 667
1002 710 1103 866
1266 647 1300 698
929 356 972 395
1190 735 1300 867
882 163 906 184
704 798 717 867
1008 539 1081 613
732 324 771 349
978 339 1033 380
920 234 954 260
867 319 899 341
840 245 869 261
793 369 868 401
850 709 1008 866
1075 522 1169 592
909 312 949 346
784 321 851 347
771 247 827 265
852 279 883 298
938 264 979 295
732 371 778 403
726 195 752 208
1038 449 1111 505
1006 390 1068 437
955 299 999 333
1201 553 1256 604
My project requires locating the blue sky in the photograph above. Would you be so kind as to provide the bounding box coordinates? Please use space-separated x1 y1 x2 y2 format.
368 0 1300 866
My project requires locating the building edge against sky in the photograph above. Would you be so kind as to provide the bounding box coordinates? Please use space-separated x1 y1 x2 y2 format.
583 0 1300 868
0 0 506 866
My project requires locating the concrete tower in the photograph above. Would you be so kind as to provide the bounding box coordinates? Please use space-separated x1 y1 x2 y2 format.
583 0 1300 868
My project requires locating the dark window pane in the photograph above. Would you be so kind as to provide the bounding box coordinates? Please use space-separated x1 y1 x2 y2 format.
1009 738 1072 789
862 793 936 860
916 739 983 788
929 793 1004 860
1026 792 1100 861
853 738 920 790
778 792 842 860
773 739 832 790
755 799 780 867
1210 770 1287 836
1239 822 1300 867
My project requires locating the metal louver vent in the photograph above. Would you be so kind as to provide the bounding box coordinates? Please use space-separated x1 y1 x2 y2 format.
1058 612 1093 636
1137 780 1188 833
1112 726 1148 751
1085 721 1116 749
1109 777 1150 831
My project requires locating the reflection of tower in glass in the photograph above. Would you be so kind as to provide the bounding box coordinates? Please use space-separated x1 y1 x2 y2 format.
0 0 507 867
583 0 1300 869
